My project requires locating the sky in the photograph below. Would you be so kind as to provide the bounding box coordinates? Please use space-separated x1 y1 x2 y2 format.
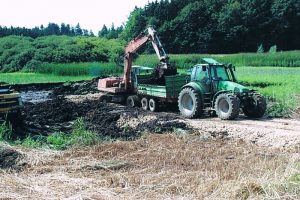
0 0 155 34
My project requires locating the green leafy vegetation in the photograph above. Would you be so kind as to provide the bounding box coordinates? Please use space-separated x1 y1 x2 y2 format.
0 117 102 149
0 35 126 73
122 0 300 54
0 116 13 141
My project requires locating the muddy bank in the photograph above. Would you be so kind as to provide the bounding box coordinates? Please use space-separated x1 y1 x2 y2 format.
21 95 187 139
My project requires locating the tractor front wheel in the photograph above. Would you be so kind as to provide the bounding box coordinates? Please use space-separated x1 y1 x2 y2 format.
178 88 203 118
243 93 266 118
215 93 240 120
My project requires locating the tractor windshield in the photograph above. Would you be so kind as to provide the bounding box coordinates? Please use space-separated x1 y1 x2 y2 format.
211 66 230 81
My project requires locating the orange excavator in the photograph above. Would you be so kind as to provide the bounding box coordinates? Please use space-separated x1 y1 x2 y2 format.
98 25 176 104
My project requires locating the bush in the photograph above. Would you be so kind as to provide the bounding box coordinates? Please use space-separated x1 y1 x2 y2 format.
22 60 42 72
0 35 126 73
257 44 264 53
269 45 277 54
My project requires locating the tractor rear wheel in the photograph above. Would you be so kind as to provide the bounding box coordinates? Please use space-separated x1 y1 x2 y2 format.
243 93 266 118
141 97 149 111
178 88 203 118
215 93 240 120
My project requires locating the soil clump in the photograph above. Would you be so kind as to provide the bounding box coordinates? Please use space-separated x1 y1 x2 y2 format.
0 146 27 171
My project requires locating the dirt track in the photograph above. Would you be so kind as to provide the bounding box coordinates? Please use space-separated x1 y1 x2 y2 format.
16 79 300 149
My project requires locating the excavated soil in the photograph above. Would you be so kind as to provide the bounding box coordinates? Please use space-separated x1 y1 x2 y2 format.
0 146 27 171
18 78 187 139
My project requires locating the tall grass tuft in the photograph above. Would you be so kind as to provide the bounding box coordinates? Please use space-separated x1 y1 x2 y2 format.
0 116 13 141
37 62 122 76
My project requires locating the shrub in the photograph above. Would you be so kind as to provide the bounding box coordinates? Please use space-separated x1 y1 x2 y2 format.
257 44 264 53
269 45 277 54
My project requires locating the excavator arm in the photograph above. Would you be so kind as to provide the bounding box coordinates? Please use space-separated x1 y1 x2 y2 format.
98 26 176 94
123 26 172 91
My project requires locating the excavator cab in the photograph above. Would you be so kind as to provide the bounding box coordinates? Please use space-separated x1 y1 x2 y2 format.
131 66 153 91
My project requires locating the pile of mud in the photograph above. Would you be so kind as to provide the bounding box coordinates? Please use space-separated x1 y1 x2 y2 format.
0 147 27 171
50 77 102 96
21 96 187 138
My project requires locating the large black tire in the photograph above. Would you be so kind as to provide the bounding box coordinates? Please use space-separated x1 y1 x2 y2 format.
178 88 203 118
141 97 149 111
215 93 240 120
127 95 140 108
99 95 110 104
243 93 267 118
149 99 158 112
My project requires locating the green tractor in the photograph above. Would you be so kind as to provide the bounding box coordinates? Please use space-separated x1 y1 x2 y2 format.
178 58 266 120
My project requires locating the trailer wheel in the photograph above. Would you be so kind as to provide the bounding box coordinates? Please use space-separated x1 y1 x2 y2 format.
149 99 157 112
141 97 149 110
215 93 240 120
243 93 266 118
99 95 109 104
178 88 203 118
127 95 140 108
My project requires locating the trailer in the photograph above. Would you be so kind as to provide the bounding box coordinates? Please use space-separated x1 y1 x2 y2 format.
136 74 187 111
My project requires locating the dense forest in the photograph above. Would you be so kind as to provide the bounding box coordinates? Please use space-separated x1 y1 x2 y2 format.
121 0 300 54
0 0 300 72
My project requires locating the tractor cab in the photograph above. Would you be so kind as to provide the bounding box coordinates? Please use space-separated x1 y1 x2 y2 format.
190 58 240 94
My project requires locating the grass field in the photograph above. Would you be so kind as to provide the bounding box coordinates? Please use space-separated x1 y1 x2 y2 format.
0 73 95 84
237 67 300 117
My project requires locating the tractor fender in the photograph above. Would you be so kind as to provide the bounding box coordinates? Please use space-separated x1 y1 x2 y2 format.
212 90 231 107
181 82 205 104
181 82 205 94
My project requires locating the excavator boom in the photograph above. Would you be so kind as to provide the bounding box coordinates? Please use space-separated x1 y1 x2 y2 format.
98 25 176 94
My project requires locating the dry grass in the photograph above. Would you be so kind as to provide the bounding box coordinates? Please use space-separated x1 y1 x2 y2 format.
1 134 300 199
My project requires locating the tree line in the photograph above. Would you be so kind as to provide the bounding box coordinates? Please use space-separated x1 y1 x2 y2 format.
0 23 124 39
121 0 300 54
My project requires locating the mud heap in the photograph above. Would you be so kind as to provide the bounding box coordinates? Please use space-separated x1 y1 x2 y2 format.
0 146 27 171
22 97 187 139
50 77 102 96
